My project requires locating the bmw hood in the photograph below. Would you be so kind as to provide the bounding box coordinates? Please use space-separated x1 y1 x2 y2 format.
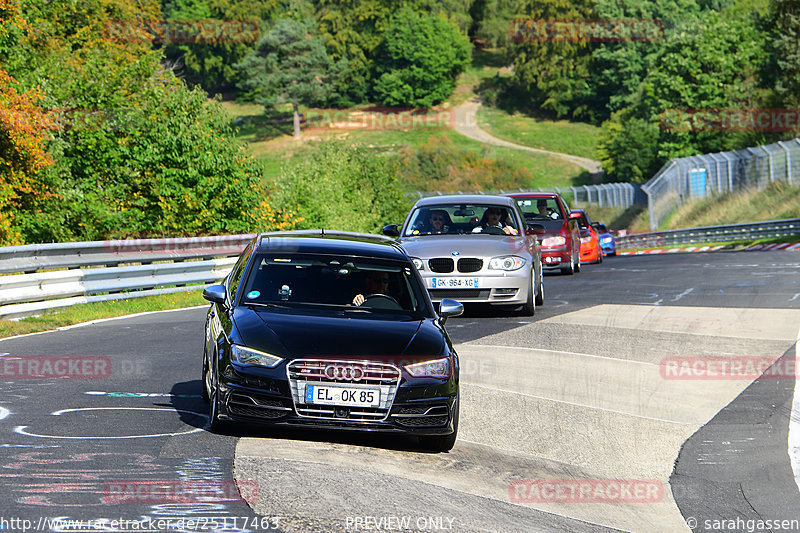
399 235 530 258
234 308 445 359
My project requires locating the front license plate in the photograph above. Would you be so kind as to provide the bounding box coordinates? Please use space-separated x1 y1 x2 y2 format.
430 277 480 289
305 385 380 407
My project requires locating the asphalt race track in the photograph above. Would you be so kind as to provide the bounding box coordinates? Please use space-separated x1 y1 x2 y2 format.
1 251 799 533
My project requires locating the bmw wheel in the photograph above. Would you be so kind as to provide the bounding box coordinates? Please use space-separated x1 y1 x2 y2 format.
520 270 536 316
535 272 544 306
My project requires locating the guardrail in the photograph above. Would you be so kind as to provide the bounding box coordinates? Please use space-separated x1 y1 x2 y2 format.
616 218 800 249
406 184 645 209
0 234 256 320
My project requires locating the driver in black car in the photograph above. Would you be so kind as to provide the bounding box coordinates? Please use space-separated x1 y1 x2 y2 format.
352 270 392 306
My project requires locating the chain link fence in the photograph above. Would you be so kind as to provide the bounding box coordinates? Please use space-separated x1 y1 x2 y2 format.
643 138 800 230
407 183 644 209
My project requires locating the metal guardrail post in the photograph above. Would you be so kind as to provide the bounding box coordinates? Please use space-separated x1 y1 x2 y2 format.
779 141 793 185
720 151 734 192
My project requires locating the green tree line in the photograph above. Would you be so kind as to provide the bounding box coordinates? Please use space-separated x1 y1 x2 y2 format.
161 0 796 184
0 0 298 246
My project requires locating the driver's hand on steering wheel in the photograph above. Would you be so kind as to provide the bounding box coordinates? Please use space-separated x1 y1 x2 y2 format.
503 226 519 235
352 294 366 306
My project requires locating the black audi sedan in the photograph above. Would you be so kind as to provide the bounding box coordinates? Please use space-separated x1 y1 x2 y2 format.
201 230 463 451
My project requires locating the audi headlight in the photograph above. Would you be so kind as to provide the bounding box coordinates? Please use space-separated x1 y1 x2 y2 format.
541 236 566 247
411 257 425 270
230 345 283 368
488 255 525 271
404 358 450 378
601 237 613 243
580 236 592 243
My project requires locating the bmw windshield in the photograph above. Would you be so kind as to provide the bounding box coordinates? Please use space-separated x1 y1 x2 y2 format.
403 204 520 236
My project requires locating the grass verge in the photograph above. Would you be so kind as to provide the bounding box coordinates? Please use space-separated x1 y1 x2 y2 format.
0 290 207 339
476 105 601 161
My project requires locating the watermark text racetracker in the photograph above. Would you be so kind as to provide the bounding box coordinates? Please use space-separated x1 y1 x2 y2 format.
0 516 280 532
303 109 455 131
509 479 663 503
1 356 111 380
660 356 800 380
102 480 258 505
106 19 260 43
509 18 663 43
661 108 800 133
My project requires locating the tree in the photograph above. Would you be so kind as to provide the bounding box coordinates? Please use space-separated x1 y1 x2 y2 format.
0 66 55 245
160 0 282 94
0 0 295 243
772 0 800 110
506 0 594 118
237 18 337 137
596 112 661 182
472 0 526 47
373 8 470 108
597 8 770 181
274 142 408 233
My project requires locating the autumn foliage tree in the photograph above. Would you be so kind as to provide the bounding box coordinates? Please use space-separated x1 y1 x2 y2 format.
0 67 54 245
0 0 297 244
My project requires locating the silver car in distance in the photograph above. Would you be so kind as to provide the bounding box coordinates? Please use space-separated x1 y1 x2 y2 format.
383 195 544 316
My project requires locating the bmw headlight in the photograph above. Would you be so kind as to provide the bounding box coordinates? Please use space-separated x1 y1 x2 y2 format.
230 345 283 368
488 255 525 271
404 358 450 378
580 236 592 243
601 237 613 243
411 257 425 270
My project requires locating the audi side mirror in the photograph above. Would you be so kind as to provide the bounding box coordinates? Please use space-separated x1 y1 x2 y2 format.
438 298 464 325
382 224 400 237
203 284 228 306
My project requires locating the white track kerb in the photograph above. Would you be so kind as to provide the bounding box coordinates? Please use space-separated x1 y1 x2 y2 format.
788 324 800 493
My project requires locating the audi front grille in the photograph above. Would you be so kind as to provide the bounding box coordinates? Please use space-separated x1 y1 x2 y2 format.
287 359 401 422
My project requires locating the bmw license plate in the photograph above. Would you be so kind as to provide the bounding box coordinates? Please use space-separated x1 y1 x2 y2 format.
305 385 380 407
430 277 480 289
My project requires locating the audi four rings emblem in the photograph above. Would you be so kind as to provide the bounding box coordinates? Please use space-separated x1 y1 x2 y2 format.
324 364 364 381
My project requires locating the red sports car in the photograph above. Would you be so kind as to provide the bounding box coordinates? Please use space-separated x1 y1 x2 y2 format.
571 209 603 264
506 192 582 275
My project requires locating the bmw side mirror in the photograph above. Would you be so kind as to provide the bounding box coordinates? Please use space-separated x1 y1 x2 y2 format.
382 224 400 237
438 298 464 325
203 284 228 306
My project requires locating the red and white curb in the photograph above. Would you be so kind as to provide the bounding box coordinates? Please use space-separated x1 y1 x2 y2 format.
747 242 800 251
619 245 727 255
619 243 800 255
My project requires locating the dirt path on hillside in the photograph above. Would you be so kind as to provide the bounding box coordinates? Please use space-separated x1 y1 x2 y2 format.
453 99 603 174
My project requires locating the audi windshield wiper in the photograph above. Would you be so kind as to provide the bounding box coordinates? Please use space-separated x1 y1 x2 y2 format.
243 301 292 309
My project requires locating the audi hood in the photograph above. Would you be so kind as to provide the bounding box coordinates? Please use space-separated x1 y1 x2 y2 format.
232 307 446 359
